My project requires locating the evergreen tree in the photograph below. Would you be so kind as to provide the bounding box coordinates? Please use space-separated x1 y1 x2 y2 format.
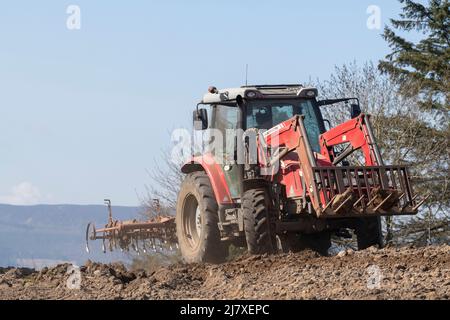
379 0 449 113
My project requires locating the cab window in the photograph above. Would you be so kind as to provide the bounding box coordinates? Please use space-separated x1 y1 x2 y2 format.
246 99 322 152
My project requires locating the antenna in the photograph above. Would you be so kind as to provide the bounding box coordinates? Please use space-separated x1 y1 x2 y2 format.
245 64 248 86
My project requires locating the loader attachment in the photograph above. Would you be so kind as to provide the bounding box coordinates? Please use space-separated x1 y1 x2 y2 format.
85 199 177 254
312 165 428 217
271 114 428 218
309 113 428 217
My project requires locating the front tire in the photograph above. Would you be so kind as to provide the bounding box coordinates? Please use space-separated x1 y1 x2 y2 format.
176 172 227 263
243 188 276 254
277 232 331 256
355 217 383 250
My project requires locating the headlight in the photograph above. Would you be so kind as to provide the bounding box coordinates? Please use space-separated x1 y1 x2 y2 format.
246 91 258 98
297 87 318 97
306 90 316 97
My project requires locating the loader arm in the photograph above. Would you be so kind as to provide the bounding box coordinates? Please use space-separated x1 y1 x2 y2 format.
318 114 383 167
261 115 323 214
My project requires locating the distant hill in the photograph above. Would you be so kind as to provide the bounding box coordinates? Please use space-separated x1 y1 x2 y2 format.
0 204 143 268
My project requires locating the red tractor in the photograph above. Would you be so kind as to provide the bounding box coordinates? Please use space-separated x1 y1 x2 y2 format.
176 84 426 263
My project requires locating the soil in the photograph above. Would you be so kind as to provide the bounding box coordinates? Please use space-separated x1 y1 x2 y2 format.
0 244 449 300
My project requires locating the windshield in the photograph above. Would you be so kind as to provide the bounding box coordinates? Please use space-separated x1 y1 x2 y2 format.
246 99 323 152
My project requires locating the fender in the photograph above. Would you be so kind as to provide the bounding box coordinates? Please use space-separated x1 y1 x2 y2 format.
181 153 234 205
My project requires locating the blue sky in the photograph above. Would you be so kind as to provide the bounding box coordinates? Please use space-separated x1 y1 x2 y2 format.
0 0 404 206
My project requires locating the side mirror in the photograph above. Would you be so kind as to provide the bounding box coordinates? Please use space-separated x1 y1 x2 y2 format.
193 108 208 130
350 104 361 118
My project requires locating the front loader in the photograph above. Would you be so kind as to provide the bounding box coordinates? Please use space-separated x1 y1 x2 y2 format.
86 84 427 264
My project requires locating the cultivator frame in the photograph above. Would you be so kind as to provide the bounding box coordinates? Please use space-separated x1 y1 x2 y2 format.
85 199 177 254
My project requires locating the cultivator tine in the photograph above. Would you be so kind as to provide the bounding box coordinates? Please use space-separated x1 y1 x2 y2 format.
132 240 138 253
109 236 114 252
137 239 141 253
142 237 147 250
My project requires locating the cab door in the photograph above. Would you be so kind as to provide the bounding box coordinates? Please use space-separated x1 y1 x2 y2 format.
210 104 242 200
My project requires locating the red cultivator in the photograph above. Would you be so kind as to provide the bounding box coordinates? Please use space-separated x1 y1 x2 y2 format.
85 200 177 254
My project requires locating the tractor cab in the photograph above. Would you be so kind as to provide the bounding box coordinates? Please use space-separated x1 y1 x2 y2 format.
193 84 327 199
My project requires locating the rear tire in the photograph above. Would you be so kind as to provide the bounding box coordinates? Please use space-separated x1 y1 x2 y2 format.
176 172 227 263
355 217 383 250
243 188 276 254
